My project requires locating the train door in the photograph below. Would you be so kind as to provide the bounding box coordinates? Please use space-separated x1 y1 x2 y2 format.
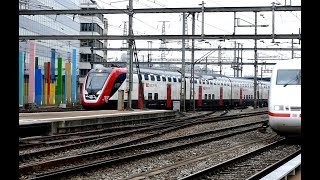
198 86 202 107
240 87 243 106
138 82 144 109
166 84 172 109
219 86 223 107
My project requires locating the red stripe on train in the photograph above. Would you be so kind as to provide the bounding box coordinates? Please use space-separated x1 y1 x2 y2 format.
268 112 290 117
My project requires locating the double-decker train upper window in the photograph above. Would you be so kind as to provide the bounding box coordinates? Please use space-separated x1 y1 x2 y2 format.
86 72 109 90
156 75 161 81
276 69 301 86
150 75 155 81
173 77 177 82
144 74 149 80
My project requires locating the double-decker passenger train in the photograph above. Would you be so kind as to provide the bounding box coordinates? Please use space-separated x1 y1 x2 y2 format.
268 58 301 136
81 67 270 111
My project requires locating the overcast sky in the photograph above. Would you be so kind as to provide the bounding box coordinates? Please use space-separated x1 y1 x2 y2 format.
94 0 301 77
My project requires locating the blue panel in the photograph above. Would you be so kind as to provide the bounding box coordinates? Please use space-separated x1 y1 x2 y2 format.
51 49 56 81
35 69 43 105
72 49 77 103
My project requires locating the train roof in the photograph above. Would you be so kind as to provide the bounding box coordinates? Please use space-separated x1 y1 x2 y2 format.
136 67 220 80
273 58 301 69
90 66 269 83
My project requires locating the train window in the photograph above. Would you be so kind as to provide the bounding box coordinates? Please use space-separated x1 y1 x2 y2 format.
168 77 172 82
209 81 213 85
214 82 216 85
148 93 152 101
208 94 211 99
212 94 215 99
178 78 181 82
144 74 149 80
205 94 207 100
173 77 177 82
276 69 301 85
156 75 161 81
162 76 166 81
206 80 209 84
154 93 158 100
150 75 155 81
203 80 205 84
195 79 198 84
110 73 126 97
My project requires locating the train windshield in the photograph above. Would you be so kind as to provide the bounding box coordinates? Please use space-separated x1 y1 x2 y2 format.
276 69 301 86
86 72 109 90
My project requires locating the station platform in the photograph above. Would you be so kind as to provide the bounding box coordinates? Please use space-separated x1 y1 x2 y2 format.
19 109 179 137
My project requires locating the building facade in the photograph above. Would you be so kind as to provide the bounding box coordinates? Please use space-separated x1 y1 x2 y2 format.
79 0 106 86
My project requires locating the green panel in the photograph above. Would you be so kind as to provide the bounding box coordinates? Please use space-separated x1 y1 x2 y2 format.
57 57 62 104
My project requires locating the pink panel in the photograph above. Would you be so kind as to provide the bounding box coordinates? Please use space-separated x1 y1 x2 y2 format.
28 41 36 103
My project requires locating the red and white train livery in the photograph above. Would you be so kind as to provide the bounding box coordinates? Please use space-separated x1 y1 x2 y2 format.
81 67 270 110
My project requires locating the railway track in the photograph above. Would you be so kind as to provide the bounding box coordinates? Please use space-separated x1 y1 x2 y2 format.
19 120 267 179
19 112 214 161
19 111 266 163
180 140 301 180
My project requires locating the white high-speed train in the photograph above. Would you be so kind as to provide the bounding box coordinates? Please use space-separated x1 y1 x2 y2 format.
268 58 301 136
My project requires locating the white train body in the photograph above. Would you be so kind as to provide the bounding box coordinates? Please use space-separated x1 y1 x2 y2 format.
268 58 301 136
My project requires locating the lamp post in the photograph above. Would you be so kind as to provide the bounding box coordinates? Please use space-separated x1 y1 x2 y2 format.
190 50 215 112
177 69 186 112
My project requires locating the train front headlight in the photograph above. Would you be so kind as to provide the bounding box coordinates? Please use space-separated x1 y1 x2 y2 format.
84 90 88 97
274 105 284 111
96 90 102 96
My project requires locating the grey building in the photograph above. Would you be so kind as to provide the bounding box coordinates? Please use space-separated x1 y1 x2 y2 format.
79 0 106 87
